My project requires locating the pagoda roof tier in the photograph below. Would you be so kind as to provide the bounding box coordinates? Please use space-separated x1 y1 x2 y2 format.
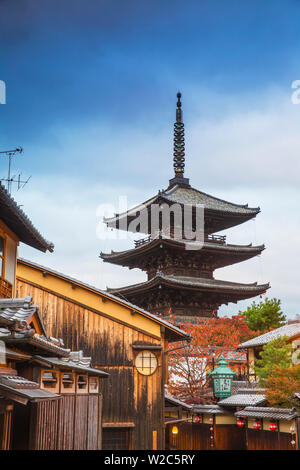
107 273 270 302
100 236 265 271
104 184 260 235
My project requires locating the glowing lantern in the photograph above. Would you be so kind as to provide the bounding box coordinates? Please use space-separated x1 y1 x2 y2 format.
269 421 277 431
171 425 179 435
237 418 245 428
253 420 261 430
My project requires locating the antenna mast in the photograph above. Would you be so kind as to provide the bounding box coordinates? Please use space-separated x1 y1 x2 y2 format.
0 147 30 193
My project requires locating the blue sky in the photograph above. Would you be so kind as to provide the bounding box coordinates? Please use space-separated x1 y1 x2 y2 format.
1 0 300 318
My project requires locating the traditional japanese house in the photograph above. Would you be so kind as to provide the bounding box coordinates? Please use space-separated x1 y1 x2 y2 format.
235 406 299 450
238 323 300 381
101 93 269 322
0 182 108 450
16 257 190 450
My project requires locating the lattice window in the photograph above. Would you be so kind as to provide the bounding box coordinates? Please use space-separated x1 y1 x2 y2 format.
135 350 158 376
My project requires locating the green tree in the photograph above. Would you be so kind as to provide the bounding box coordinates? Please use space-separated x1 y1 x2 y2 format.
239 297 286 333
254 336 292 385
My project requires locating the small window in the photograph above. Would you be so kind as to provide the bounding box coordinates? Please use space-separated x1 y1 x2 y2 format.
41 370 59 393
89 376 99 394
60 372 75 393
135 350 158 376
76 374 88 393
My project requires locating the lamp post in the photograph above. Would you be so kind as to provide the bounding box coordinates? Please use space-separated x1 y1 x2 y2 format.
209 355 236 400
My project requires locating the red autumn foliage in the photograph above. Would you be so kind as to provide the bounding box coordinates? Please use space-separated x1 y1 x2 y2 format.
166 315 259 403
264 364 300 410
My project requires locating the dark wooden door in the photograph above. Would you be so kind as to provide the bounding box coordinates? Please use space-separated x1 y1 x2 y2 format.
215 425 246 450
102 428 131 450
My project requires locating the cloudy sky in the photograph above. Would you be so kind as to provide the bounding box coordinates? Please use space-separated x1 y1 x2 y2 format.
0 0 300 318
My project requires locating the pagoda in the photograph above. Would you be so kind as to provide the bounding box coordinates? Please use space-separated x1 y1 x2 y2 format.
101 93 269 321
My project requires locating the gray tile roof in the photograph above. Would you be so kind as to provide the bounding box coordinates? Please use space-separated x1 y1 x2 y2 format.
32 351 109 377
162 185 259 215
238 323 300 349
164 392 193 410
192 404 229 415
0 182 54 252
218 391 267 408
0 296 38 325
109 272 269 295
101 238 265 260
235 406 300 421
0 374 60 402
0 296 70 357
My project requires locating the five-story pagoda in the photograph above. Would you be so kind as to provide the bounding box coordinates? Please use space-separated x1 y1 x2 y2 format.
101 93 269 321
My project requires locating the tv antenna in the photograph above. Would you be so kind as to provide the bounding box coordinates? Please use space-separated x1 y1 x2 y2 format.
0 147 31 194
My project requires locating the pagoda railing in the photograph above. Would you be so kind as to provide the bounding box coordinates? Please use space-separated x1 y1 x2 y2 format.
0 278 13 299
134 233 226 248
206 234 226 244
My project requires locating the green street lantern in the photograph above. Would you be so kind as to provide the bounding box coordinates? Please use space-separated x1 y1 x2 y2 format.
209 356 236 400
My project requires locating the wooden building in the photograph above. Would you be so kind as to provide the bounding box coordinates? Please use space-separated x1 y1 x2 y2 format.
0 182 108 449
235 406 299 450
16 258 190 450
238 323 300 381
0 298 108 450
101 93 269 321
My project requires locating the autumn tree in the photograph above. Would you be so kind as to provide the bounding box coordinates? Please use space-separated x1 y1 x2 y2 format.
239 297 286 333
264 364 300 410
254 336 292 385
167 315 258 403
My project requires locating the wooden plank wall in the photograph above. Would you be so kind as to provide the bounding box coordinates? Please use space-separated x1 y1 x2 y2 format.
168 423 211 450
28 395 101 450
16 280 165 450
215 424 246 450
247 429 296 450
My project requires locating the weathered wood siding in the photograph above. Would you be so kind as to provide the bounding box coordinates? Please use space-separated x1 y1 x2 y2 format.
16 279 165 450
246 429 296 450
168 423 211 450
29 399 59 450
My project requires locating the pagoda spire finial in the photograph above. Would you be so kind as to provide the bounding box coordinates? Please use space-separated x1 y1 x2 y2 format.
173 92 185 178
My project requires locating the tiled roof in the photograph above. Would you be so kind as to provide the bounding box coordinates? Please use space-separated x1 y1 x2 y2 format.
0 296 70 357
108 272 269 295
218 390 267 408
101 238 265 260
238 323 300 349
32 350 109 377
0 374 39 389
165 392 193 410
0 374 60 402
192 404 229 415
104 185 259 228
161 185 259 215
0 182 54 252
235 406 300 421
0 296 38 325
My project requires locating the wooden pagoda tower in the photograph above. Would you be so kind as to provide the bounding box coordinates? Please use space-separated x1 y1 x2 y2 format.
101 93 269 321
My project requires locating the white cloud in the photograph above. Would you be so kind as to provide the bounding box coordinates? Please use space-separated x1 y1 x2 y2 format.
15 87 300 319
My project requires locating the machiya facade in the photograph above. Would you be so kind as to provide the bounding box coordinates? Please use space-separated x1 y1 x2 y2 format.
101 93 270 321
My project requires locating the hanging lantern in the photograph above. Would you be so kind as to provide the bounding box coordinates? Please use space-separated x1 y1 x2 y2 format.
209 356 236 400
237 418 245 428
269 421 277 431
194 416 201 424
253 419 261 430
171 425 179 435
